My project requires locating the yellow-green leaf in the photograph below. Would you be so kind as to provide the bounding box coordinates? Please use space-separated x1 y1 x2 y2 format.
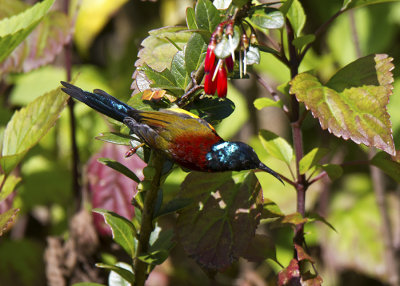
299 147 329 175
259 130 293 164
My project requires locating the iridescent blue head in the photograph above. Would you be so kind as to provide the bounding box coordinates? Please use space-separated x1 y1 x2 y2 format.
205 141 283 183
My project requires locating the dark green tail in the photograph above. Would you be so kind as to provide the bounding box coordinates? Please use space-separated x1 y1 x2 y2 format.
61 81 133 122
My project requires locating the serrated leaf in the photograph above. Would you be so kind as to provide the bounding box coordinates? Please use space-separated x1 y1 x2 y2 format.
185 33 207 75
259 130 293 165
371 151 400 182
321 164 343 181
250 7 284 29
287 0 306 36
0 0 54 62
94 209 137 258
343 0 400 10
242 234 277 263
74 0 128 53
95 132 133 146
177 171 263 269
171 50 190 89
0 87 68 174
96 263 135 284
299 147 329 175
98 158 141 183
139 64 182 96
0 208 19 236
292 34 315 51
195 0 221 33
0 174 21 202
135 26 192 72
254 98 283 109
87 144 146 236
290 54 395 156
186 7 198 30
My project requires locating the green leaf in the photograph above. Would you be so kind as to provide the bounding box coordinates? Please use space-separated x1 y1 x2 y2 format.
0 174 21 202
261 198 284 219
290 54 395 156
279 0 294 15
93 209 137 258
140 64 178 91
108 262 133 286
292 34 315 51
299 147 329 175
195 0 221 33
135 26 192 72
232 0 249 8
246 45 260 65
155 198 192 218
138 229 175 265
96 263 135 284
254 98 283 109
185 33 207 74
371 151 400 182
321 164 343 181
250 7 284 29
214 25 241 59
74 0 128 53
188 96 235 124
0 208 19 236
0 86 68 174
277 212 307 226
186 7 198 30
343 0 400 10
286 0 306 36
97 158 140 183
171 50 190 89
95 132 133 146
307 212 337 232
0 0 55 62
259 130 293 165
177 171 263 269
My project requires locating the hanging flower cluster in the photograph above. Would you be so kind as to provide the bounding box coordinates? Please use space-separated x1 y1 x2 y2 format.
203 21 260 98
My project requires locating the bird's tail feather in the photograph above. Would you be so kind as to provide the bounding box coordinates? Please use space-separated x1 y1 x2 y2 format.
60 81 133 122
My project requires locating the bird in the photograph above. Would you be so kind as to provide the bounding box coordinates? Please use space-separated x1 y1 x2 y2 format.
60 81 282 182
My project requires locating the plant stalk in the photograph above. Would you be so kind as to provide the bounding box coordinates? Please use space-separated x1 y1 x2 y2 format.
134 152 165 286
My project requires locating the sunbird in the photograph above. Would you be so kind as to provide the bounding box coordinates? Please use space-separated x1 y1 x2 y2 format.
61 82 282 182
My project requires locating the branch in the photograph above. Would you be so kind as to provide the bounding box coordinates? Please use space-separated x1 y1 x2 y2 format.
134 152 165 286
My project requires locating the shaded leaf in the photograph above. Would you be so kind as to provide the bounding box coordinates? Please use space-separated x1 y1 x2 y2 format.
250 7 284 29
299 147 329 175
185 33 207 75
242 234 277 263
93 209 137 258
195 0 221 33
320 164 343 181
0 86 68 174
95 132 133 146
177 171 263 269
371 151 400 182
74 0 128 53
290 54 395 156
138 229 176 265
96 263 135 284
0 208 19 236
278 259 300 286
0 0 54 62
87 144 146 235
155 197 192 218
259 130 293 165
0 174 21 202
188 96 235 124
254 97 283 109
98 158 141 183
73 283 106 286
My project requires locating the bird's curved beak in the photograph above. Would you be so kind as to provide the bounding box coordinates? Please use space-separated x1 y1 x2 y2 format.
258 162 284 184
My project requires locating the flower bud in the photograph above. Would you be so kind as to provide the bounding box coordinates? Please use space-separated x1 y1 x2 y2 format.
205 39 216 73
204 71 217 95
216 65 227 98
225 55 234 72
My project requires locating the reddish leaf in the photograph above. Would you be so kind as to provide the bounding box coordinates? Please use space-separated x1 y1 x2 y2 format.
278 258 300 286
294 243 314 263
86 144 146 236
0 207 19 236
176 171 263 269
0 11 73 75
302 273 323 286
290 54 395 156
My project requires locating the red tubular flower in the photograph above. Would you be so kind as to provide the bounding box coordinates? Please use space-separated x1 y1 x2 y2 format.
204 71 217 95
225 55 234 72
204 39 216 73
216 65 227 98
